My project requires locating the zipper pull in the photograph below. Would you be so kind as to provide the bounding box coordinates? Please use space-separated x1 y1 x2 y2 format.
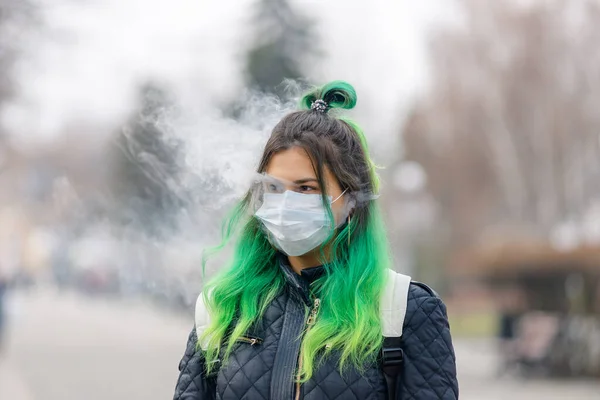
306 298 321 325
236 336 263 346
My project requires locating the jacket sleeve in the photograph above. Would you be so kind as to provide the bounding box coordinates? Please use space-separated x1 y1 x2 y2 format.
399 285 459 400
173 328 216 400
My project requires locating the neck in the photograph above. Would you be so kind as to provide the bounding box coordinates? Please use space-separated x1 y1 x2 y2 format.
287 247 330 274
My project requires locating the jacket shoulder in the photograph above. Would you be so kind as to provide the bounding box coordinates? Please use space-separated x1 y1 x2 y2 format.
404 281 448 331
405 281 446 325
409 281 440 299
401 282 458 399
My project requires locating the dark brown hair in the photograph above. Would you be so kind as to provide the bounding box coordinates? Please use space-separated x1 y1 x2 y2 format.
256 81 376 232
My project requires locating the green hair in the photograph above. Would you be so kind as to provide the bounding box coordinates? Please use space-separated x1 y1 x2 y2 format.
200 81 391 381
300 81 381 193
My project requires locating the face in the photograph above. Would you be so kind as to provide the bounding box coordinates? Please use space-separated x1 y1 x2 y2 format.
264 146 346 223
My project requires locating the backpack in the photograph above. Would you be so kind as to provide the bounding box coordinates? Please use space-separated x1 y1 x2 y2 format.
195 269 412 400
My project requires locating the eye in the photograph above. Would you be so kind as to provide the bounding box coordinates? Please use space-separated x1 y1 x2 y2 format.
267 183 279 193
299 185 318 193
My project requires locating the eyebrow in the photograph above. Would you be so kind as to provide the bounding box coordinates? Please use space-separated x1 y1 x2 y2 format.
293 178 319 185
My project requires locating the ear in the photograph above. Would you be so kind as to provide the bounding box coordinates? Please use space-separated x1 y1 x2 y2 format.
345 196 357 217
335 195 356 228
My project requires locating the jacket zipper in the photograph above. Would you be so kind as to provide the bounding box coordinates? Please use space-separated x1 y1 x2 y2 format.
236 336 263 346
295 298 321 400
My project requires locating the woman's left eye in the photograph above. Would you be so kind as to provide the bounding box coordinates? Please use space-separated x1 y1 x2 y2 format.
299 185 318 193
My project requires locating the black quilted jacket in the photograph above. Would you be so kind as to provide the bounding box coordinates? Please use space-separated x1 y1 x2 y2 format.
173 262 458 400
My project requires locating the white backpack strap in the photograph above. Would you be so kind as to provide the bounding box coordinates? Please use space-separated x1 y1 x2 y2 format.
196 270 411 347
195 292 211 350
380 269 412 337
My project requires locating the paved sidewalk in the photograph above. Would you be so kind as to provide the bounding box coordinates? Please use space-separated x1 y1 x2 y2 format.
454 338 600 399
0 357 34 400
1 289 599 400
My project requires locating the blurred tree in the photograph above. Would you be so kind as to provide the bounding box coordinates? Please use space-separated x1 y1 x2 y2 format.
401 0 600 251
243 0 318 98
0 0 36 136
110 82 186 237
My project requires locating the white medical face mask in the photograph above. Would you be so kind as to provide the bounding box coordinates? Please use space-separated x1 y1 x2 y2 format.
255 190 347 257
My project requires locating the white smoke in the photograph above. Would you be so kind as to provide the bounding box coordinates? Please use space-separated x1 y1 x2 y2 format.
0 0 458 305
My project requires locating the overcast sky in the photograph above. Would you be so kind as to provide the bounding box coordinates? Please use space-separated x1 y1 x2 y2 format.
3 0 457 159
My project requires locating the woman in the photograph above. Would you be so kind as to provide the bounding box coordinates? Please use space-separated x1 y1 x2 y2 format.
173 81 458 400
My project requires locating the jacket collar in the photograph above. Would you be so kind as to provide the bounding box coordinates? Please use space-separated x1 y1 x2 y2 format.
277 253 325 305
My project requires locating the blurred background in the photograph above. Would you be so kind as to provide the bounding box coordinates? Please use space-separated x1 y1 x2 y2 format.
0 0 599 399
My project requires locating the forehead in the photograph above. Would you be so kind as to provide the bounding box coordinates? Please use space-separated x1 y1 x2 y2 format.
265 147 316 181
262 146 343 194
264 147 343 194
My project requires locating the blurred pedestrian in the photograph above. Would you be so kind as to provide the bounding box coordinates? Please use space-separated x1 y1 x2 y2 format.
0 272 7 353
496 287 525 376
173 81 458 399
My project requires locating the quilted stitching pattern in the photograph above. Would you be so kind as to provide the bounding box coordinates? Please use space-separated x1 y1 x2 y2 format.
173 329 216 400
217 296 287 400
399 285 458 399
174 284 458 400
302 355 387 399
216 291 389 400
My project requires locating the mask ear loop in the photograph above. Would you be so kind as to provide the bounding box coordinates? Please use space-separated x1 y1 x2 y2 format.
331 189 348 204
331 189 352 247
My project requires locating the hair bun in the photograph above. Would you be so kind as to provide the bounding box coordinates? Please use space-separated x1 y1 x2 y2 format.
300 81 357 112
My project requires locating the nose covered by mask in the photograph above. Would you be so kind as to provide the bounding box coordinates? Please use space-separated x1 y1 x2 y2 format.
255 190 349 256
